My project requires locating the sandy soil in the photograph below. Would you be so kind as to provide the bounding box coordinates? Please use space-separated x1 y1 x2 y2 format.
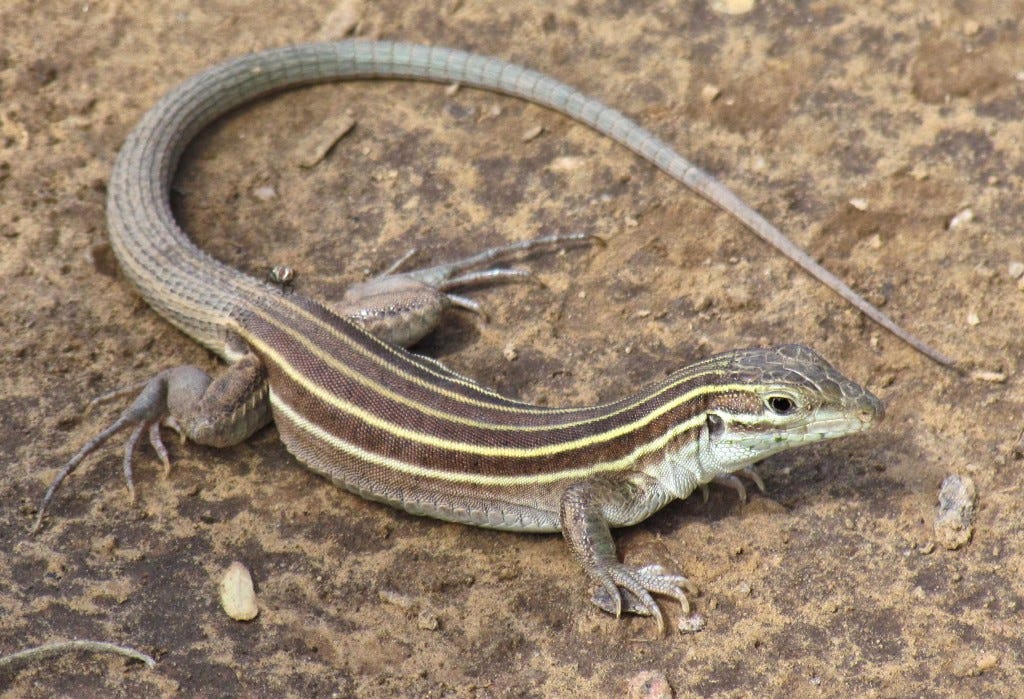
2 1 1023 696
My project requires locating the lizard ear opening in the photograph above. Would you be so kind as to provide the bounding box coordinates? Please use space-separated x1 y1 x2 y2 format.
706 412 725 437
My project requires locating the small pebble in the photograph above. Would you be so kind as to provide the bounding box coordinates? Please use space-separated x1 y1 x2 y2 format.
316 0 362 39
220 561 259 621
709 0 755 15
378 589 415 609
503 344 519 362
952 652 998 677
89 534 118 557
969 369 1006 383
934 474 976 550
677 613 706 634
521 125 544 142
848 198 869 211
626 670 674 699
700 84 721 103
252 184 277 201
1008 261 1024 279
295 114 356 168
416 610 440 631
549 155 585 173
976 653 999 672
947 208 974 230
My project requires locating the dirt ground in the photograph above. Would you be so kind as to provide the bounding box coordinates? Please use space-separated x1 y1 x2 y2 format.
2 1 1023 696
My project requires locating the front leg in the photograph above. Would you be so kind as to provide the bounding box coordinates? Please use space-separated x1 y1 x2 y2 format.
33 353 269 532
560 473 696 633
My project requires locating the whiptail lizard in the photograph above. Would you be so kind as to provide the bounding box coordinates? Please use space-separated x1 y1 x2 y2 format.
36 41 900 630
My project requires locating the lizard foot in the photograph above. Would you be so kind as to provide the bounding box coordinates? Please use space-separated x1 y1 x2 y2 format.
337 233 599 347
29 363 230 533
33 357 269 533
700 467 766 503
31 372 180 533
590 563 698 633
376 232 599 322
385 232 598 292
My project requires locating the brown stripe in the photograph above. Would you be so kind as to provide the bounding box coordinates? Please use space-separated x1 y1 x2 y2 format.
236 296 725 477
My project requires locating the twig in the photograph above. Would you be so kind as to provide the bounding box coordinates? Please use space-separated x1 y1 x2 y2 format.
0 640 156 673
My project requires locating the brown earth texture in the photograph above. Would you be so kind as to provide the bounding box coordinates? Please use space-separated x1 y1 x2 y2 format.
2 1 1024 697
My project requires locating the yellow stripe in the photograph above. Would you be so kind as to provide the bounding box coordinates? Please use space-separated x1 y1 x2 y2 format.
239 303 730 433
242 293 730 419
271 388 705 485
259 293 529 403
253 326 760 457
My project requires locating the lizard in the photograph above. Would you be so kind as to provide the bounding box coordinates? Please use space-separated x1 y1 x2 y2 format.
34 41 897 631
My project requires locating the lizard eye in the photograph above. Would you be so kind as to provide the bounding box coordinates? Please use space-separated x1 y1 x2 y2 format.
766 395 797 415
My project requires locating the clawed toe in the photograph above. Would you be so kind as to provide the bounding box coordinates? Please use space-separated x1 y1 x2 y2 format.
147 423 168 467
712 467 766 502
439 267 534 291
388 232 595 289
637 564 699 596
85 378 151 415
589 562 697 633
380 247 420 277
714 474 748 502
443 293 487 320
741 467 766 494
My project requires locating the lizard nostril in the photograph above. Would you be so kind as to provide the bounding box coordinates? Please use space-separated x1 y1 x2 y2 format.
859 396 884 423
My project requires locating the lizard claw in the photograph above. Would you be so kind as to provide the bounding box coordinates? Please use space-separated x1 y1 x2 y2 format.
740 467 766 494
713 474 748 502
712 468 766 503
589 563 697 633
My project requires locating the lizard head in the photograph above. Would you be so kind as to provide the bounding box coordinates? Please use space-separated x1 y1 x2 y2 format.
688 344 883 482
